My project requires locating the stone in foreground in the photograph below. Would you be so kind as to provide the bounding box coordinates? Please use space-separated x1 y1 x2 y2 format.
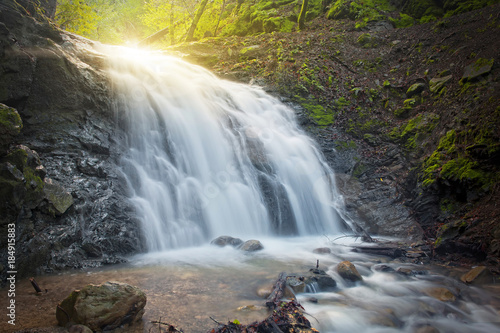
336 261 363 282
56 281 146 331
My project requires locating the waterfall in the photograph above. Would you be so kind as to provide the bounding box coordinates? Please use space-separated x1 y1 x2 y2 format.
104 47 348 252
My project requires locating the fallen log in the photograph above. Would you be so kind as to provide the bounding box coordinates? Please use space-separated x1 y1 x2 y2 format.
137 27 170 46
265 272 287 309
351 246 405 258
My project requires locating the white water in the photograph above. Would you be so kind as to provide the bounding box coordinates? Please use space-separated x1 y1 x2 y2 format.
104 47 347 251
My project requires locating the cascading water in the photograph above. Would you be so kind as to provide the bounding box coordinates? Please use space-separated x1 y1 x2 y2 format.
104 47 348 252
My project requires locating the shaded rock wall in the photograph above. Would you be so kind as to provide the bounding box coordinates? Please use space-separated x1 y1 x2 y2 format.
0 6 143 280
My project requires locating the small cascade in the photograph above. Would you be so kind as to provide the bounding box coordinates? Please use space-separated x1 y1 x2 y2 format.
104 47 349 251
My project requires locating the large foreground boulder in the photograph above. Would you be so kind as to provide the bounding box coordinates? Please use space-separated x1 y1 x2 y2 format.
56 281 147 331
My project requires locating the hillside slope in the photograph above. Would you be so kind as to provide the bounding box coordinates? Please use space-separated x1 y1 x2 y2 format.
171 2 500 269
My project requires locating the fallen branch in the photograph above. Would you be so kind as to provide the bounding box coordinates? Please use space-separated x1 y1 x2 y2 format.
265 272 288 309
151 319 184 332
30 277 43 293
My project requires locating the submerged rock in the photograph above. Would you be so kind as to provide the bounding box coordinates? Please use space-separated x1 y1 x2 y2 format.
460 266 495 284
239 239 264 252
303 268 337 291
210 235 244 247
423 287 457 302
56 281 147 331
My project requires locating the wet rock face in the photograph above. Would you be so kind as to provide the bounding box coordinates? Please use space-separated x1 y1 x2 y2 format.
0 6 143 279
15 0 58 19
316 129 423 240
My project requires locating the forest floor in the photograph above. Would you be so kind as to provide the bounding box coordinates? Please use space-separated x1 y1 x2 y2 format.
170 4 500 271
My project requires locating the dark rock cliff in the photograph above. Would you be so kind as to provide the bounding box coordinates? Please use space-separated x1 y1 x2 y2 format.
0 5 143 280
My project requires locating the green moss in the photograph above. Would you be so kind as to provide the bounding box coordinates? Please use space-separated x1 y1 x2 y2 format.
394 106 412 118
335 97 350 107
294 96 334 127
0 105 22 131
5 149 28 171
421 127 499 190
335 140 357 150
353 162 368 178
357 33 377 48
391 113 440 151
444 0 498 17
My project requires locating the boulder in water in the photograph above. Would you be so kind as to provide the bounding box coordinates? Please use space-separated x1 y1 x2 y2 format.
336 261 363 282
238 239 264 252
423 287 457 302
313 247 332 254
460 266 494 284
56 281 146 331
210 235 244 247
304 268 337 291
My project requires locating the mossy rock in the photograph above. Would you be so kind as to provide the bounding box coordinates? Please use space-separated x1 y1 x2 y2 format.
56 282 147 331
406 83 426 98
239 45 263 62
357 33 377 48
0 104 23 155
429 75 452 93
461 58 494 83
43 178 74 216
327 0 356 20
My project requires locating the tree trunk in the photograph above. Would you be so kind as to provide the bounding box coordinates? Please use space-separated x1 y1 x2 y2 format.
170 0 175 45
213 0 226 37
137 26 170 46
298 0 308 30
185 0 209 42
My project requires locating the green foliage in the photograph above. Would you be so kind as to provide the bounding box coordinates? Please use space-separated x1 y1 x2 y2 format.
389 13 415 28
443 0 499 17
403 0 443 19
56 0 146 44
56 0 100 36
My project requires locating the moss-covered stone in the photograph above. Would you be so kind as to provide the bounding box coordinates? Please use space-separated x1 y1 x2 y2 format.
406 82 426 97
43 178 74 216
0 104 23 155
461 58 494 83
357 33 377 48
421 128 499 190
326 0 356 20
429 75 452 93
